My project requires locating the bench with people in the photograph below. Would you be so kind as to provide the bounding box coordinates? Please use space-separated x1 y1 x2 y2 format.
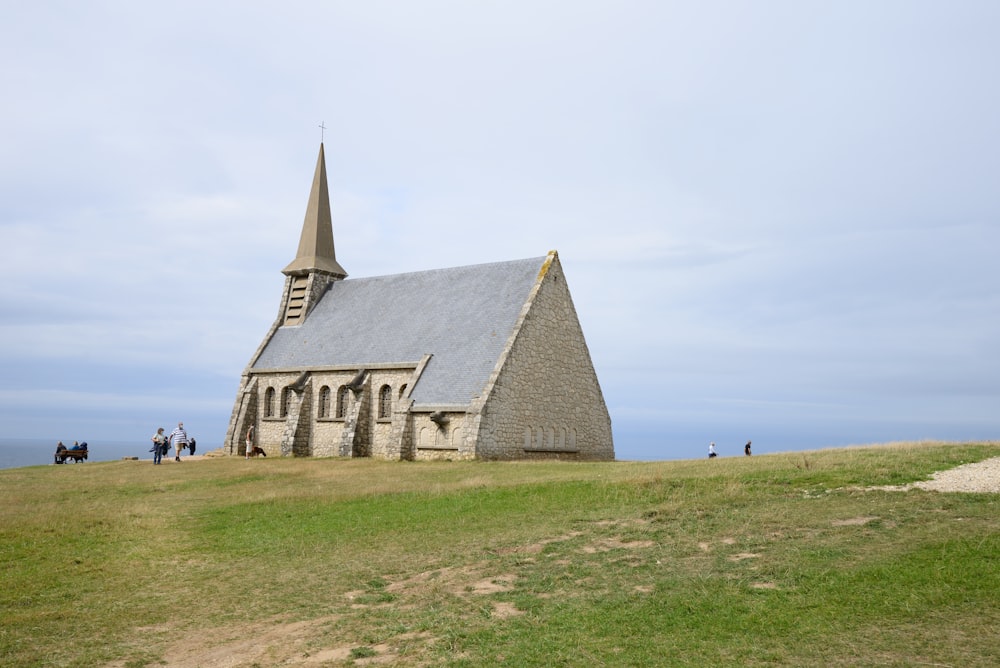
54 441 89 464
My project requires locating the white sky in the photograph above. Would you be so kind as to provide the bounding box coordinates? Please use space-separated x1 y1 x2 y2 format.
2 1 998 459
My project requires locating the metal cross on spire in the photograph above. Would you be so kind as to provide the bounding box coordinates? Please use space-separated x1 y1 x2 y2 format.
319 121 327 143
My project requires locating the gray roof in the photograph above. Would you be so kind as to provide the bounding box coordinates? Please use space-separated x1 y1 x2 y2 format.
252 256 546 405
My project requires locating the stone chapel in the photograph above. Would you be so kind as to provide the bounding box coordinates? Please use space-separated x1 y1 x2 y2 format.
223 144 614 461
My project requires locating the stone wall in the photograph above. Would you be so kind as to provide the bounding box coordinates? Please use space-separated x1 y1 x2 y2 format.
411 411 475 461
472 252 614 461
249 367 419 459
255 371 303 456
229 376 259 456
368 368 420 459
281 377 313 457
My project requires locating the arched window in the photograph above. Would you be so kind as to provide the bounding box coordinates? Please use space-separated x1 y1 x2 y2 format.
280 387 290 417
336 386 349 419
378 384 392 419
318 385 331 418
398 383 407 398
264 387 275 417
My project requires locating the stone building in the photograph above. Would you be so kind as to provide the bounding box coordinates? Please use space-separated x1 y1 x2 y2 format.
224 144 613 461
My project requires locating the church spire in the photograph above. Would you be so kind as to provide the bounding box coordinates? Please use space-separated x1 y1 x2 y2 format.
282 143 348 278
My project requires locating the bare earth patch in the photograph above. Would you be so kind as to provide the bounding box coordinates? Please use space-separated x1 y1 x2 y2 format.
111 615 349 668
501 531 582 555
831 516 880 526
469 574 516 594
491 601 523 619
580 538 656 554
382 565 515 597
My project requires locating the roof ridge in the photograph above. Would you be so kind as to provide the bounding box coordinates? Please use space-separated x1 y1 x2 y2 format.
341 254 549 283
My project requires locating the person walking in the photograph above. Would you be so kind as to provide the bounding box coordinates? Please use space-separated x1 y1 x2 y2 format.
708 442 717 458
745 440 752 456
169 422 189 462
151 427 167 464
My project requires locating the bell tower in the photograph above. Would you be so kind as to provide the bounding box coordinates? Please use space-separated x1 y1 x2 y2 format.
280 143 347 326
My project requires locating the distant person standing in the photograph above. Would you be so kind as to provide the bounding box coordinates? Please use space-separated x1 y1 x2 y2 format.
708 442 717 458
745 440 752 456
169 422 189 462
151 427 167 465
245 425 254 459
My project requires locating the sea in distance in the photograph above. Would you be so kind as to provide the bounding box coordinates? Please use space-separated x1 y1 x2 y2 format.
0 437 218 470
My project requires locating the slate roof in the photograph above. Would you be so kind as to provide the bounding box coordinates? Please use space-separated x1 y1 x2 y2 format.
252 256 546 405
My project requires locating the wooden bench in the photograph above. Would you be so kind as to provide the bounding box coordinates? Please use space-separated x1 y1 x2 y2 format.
55 449 88 464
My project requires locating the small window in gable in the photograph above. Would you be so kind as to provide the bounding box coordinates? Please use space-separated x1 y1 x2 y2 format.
378 384 392 419
318 386 331 418
264 387 275 418
336 386 349 419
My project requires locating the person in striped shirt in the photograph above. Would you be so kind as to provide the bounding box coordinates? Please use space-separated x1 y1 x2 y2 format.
169 422 189 462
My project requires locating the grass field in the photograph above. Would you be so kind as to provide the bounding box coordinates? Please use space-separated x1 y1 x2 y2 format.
1 442 998 667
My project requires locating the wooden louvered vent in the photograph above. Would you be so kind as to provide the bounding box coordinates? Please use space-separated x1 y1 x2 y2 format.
283 276 308 325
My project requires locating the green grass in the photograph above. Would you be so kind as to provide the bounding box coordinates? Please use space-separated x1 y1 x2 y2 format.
1 442 998 666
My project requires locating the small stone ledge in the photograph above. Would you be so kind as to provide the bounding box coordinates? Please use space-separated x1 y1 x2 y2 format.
523 448 580 454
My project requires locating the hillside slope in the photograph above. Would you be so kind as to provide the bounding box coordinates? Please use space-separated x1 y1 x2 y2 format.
1 442 998 667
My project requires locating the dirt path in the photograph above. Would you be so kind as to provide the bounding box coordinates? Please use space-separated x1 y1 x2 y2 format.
870 455 1000 493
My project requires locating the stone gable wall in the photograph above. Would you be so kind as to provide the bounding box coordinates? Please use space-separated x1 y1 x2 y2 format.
473 254 614 461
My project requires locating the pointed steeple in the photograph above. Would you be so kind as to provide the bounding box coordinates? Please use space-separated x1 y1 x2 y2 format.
282 143 348 278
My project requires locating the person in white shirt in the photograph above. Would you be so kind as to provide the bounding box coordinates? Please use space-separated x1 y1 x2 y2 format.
150 427 167 464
